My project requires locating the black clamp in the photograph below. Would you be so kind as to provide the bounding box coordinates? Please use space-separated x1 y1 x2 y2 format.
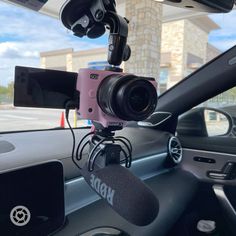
60 0 131 66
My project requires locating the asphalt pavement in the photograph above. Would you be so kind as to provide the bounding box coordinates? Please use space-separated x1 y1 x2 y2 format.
0 105 83 132
0 105 229 135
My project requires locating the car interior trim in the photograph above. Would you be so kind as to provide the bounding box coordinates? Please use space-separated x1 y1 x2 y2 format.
138 112 172 127
80 227 123 236
181 148 236 186
183 148 236 158
0 140 15 154
213 185 236 224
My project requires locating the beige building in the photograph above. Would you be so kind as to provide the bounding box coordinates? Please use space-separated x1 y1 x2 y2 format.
40 13 221 94
40 48 107 72
160 16 220 93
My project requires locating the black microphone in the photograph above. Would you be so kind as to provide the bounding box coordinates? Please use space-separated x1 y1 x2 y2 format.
80 163 159 226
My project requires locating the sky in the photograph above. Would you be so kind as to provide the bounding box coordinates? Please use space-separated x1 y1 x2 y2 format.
0 1 236 87
0 1 107 87
209 10 236 51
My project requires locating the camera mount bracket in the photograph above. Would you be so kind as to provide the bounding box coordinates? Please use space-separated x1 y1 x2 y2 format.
60 0 131 66
72 123 133 171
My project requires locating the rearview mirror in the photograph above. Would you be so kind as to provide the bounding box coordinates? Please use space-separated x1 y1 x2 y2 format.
162 0 234 13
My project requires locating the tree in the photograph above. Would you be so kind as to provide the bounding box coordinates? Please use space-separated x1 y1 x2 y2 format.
7 81 14 99
0 86 8 95
0 82 14 104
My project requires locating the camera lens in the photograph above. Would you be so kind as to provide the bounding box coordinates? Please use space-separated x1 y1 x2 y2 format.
97 74 157 121
129 87 149 112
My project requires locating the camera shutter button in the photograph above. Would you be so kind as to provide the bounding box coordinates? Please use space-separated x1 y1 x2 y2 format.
89 90 96 98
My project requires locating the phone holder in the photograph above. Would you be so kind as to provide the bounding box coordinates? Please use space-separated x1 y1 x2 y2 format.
60 0 131 66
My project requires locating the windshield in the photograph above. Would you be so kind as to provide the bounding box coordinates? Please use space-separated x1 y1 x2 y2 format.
0 1 235 132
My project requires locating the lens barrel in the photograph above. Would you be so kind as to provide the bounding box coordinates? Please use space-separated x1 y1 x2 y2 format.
97 75 157 121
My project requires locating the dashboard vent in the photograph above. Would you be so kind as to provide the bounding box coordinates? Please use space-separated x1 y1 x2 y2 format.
168 137 182 164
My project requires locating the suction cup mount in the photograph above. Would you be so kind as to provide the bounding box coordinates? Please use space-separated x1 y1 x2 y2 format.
60 0 131 66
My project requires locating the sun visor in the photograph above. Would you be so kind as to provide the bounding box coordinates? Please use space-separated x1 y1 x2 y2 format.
3 0 49 11
162 0 234 13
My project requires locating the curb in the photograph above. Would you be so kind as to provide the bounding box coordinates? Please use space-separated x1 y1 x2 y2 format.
0 104 15 110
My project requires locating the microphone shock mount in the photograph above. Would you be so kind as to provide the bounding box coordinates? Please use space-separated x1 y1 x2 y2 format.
75 125 133 172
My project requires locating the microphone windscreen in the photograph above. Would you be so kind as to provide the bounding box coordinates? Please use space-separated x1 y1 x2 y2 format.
80 164 159 226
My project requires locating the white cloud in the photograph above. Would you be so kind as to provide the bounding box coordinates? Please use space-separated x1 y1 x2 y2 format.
0 42 38 58
0 57 39 87
0 1 106 87
0 64 9 70
209 10 236 51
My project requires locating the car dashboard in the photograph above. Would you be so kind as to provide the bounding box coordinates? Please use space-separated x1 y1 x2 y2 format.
0 127 198 236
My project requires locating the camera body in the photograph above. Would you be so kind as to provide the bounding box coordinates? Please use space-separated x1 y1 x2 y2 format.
76 68 158 128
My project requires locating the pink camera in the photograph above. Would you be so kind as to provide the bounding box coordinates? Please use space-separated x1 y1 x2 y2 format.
76 68 158 128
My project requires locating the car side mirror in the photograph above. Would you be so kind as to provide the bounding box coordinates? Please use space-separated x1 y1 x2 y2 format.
204 109 232 137
177 107 233 137
161 0 234 13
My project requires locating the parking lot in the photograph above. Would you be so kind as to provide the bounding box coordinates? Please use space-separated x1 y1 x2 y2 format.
0 105 85 132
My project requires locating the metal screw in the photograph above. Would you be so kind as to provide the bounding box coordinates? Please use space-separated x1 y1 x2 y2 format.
95 10 104 21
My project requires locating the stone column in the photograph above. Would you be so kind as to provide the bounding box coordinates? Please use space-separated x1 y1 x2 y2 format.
161 20 185 89
124 0 163 81
40 57 46 68
66 53 73 72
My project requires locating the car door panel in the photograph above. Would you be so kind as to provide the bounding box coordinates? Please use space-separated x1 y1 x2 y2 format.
179 136 236 155
180 148 236 233
180 149 236 186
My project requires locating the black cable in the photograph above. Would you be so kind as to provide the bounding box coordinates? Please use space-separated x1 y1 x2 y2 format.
65 103 82 170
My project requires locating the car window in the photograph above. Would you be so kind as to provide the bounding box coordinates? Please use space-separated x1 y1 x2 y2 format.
0 1 235 132
177 84 236 137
